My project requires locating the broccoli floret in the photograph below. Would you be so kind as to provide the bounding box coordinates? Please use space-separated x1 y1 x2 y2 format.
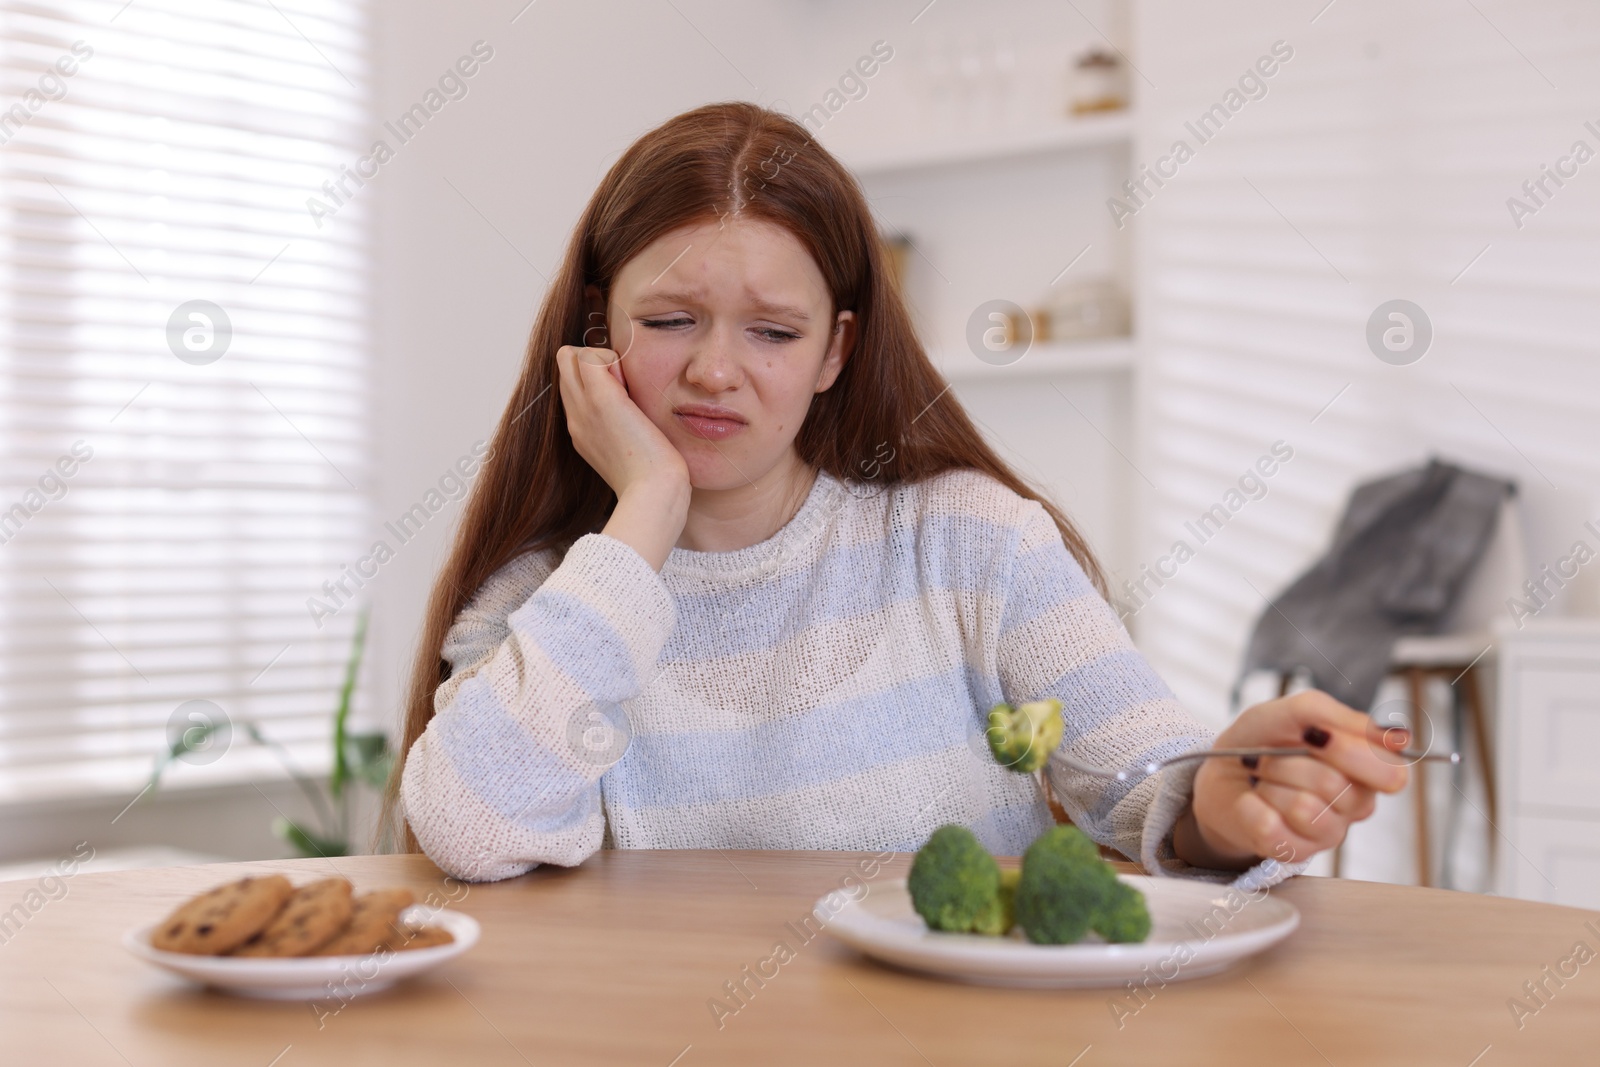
1014 825 1150 946
979 870 1017 934
972 867 1021 937
911 824 1151 945
986 698 1064 773
908 825 1002 933
1092 878 1152 944
1014 825 1116 944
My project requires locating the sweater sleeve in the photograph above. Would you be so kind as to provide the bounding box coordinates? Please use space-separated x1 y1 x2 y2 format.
400 533 677 882
993 500 1308 892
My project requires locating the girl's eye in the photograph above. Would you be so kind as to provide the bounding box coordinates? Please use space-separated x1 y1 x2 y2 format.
638 318 800 343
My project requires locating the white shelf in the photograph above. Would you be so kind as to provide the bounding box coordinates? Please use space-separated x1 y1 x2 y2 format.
930 337 1135 382
837 111 1133 176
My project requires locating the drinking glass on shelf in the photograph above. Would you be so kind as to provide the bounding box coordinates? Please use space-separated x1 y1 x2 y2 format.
1070 46 1128 115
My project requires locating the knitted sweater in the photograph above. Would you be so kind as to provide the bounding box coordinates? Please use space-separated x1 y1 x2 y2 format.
400 468 1306 891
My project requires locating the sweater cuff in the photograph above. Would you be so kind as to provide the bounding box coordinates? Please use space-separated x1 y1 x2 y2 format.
1140 761 1311 892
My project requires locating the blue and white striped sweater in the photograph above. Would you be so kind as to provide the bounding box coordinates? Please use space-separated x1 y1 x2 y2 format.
401 468 1302 892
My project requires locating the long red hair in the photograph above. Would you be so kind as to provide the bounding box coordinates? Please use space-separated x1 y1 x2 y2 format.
382 101 1106 851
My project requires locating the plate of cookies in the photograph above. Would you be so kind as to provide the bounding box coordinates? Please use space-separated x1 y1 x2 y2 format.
122 874 479 999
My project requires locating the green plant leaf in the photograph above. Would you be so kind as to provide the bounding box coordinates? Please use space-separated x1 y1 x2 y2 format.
330 606 370 799
167 720 222 760
148 718 239 790
149 723 213 788
357 752 394 790
345 730 393 789
273 816 348 859
346 730 388 765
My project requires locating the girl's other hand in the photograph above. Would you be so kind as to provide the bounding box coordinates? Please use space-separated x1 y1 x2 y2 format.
1177 689 1411 870
557 344 690 569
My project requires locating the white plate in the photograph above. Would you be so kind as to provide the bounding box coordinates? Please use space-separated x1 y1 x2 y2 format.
819 875 1298 988
122 905 480 1000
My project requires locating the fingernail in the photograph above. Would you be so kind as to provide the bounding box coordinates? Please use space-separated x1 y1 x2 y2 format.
1303 726 1331 748
1240 755 1260 770
1249 775 1260 788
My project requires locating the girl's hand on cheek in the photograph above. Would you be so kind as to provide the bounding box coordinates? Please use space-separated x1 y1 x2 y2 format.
557 345 690 569
1178 690 1410 870
557 345 686 498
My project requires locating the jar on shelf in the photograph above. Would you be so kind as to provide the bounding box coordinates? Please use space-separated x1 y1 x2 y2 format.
881 231 912 293
1069 47 1127 115
1036 278 1130 342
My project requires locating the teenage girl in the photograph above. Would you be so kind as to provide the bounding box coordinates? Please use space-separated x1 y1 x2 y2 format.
385 102 1406 885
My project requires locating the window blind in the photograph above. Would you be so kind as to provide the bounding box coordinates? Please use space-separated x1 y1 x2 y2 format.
0 0 371 803
1129 0 1600 722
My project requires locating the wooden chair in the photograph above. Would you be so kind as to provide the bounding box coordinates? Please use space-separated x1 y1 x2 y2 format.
1288 497 1524 886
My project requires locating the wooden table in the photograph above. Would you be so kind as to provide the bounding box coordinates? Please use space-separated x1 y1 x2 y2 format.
1 851 1595 1066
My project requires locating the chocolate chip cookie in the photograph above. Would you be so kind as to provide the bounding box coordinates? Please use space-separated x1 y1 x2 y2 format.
150 875 293 955
313 888 415 956
391 923 455 951
230 877 355 957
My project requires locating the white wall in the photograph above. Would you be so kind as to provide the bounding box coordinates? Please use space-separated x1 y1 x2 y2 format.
1129 0 1600 724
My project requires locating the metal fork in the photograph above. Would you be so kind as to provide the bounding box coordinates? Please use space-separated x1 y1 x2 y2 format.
1053 745 1462 782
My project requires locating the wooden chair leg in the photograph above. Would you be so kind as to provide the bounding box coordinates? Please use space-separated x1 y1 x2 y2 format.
1407 667 1432 888
1460 665 1497 871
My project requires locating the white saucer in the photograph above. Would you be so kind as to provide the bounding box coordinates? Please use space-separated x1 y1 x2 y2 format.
820 875 1298 988
122 905 479 1000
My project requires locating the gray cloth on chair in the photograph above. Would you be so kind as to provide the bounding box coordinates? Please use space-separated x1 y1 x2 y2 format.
1236 458 1515 712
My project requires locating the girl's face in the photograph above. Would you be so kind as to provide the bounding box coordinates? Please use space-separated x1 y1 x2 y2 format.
588 216 856 492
